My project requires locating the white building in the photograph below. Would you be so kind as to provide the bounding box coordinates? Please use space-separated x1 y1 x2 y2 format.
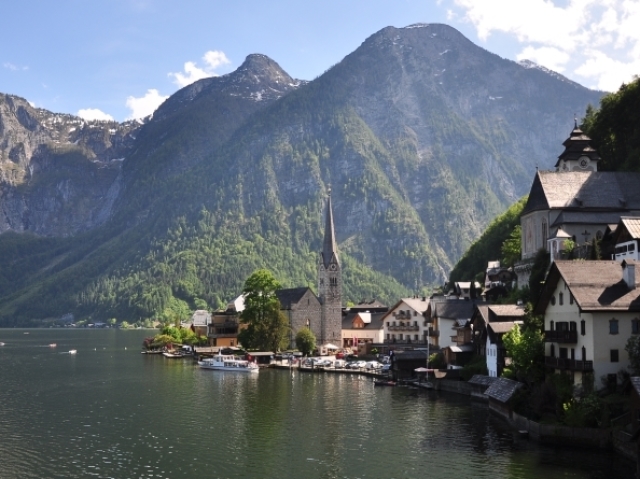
534 259 640 391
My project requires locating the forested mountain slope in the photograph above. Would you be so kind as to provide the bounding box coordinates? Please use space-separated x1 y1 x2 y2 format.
0 24 604 325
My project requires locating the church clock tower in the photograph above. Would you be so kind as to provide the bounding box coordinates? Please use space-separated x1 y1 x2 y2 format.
318 188 342 348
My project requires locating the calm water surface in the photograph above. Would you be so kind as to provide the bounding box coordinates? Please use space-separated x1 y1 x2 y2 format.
0 329 634 479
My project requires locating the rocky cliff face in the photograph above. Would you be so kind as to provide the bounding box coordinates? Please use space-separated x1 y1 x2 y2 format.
0 94 140 236
0 24 607 324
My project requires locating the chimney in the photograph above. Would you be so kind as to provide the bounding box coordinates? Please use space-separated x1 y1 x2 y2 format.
623 261 636 290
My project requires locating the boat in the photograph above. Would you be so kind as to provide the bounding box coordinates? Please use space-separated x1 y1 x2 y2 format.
198 353 259 373
162 350 186 358
49 343 57 348
0 342 5 346
68 350 77 355
374 379 396 387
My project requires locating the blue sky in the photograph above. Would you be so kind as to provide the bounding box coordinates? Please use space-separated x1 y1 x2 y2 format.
2 0 638 122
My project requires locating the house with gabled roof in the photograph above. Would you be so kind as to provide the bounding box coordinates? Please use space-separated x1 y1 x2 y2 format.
342 310 385 353
534 259 640 391
516 123 640 286
433 299 476 351
381 297 432 351
611 216 640 262
472 304 526 377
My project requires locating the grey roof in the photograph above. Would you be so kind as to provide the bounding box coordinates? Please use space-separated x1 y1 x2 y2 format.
488 321 522 334
522 170 640 215
621 217 640 240
484 378 523 403
535 260 640 314
468 375 500 387
276 288 315 309
321 193 340 267
434 300 476 320
551 211 634 227
342 312 386 330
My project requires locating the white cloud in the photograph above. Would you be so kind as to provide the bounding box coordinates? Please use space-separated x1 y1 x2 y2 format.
77 108 115 121
3 62 28 71
169 50 231 87
451 0 640 91
125 88 169 120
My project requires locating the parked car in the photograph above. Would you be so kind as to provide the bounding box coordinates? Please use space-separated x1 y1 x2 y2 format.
315 359 333 368
381 364 392 371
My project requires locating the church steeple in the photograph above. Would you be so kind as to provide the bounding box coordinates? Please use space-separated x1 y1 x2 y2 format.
555 121 601 172
317 187 342 347
321 187 339 268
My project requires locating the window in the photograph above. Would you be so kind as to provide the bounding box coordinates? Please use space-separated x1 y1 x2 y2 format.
581 320 585 335
611 349 619 362
610 319 619 335
559 293 563 305
633 319 640 335
550 344 555 357
550 295 556 306
570 294 574 305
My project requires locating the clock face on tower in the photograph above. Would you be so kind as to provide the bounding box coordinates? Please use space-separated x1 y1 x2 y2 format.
330 264 337 271
578 156 590 169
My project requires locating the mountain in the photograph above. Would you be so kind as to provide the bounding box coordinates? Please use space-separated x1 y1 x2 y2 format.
0 24 604 325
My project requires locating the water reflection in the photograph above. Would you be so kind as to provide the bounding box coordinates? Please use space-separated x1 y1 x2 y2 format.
0 329 635 479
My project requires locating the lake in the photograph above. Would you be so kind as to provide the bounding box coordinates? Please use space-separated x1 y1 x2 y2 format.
0 328 634 479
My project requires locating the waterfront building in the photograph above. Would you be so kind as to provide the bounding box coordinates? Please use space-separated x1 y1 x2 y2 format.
342 310 385 353
381 297 432 351
534 259 640 391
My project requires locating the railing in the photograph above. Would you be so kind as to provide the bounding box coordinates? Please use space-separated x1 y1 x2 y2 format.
388 325 419 331
544 330 578 343
544 356 593 371
384 339 427 345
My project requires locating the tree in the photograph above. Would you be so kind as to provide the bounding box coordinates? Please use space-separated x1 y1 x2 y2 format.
501 225 521 267
528 248 550 304
296 327 316 356
239 269 289 352
625 335 640 375
502 313 545 384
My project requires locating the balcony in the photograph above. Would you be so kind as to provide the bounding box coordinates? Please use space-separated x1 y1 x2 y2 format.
544 330 578 343
388 324 419 332
544 356 593 371
384 339 427 345
427 328 439 337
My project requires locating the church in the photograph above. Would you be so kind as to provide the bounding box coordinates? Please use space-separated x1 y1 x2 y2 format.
516 122 640 286
277 190 343 350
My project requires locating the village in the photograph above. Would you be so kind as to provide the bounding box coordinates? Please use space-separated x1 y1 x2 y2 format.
155 122 640 468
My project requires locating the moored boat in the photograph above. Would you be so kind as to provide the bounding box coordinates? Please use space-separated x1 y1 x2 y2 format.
198 353 259 373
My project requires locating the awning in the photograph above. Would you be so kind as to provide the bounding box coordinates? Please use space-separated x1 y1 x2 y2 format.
324 343 339 349
448 345 474 353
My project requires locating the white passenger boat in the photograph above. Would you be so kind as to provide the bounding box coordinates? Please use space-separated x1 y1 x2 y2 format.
198 353 259 373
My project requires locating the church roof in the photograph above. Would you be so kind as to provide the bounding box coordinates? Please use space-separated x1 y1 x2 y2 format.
551 211 633 227
276 287 315 309
522 170 640 215
321 192 340 267
554 124 601 167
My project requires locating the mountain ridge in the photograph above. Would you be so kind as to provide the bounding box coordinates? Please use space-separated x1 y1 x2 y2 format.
0 23 605 325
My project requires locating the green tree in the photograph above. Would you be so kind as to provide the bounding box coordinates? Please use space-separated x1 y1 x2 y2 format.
239 269 289 352
625 335 640 375
528 248 550 304
295 328 316 356
501 225 521 267
502 318 544 384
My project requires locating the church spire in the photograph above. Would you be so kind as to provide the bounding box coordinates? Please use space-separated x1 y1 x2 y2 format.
321 187 339 267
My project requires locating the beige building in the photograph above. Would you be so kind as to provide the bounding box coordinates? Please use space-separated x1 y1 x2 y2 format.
535 260 640 391
381 297 432 349
516 123 640 286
